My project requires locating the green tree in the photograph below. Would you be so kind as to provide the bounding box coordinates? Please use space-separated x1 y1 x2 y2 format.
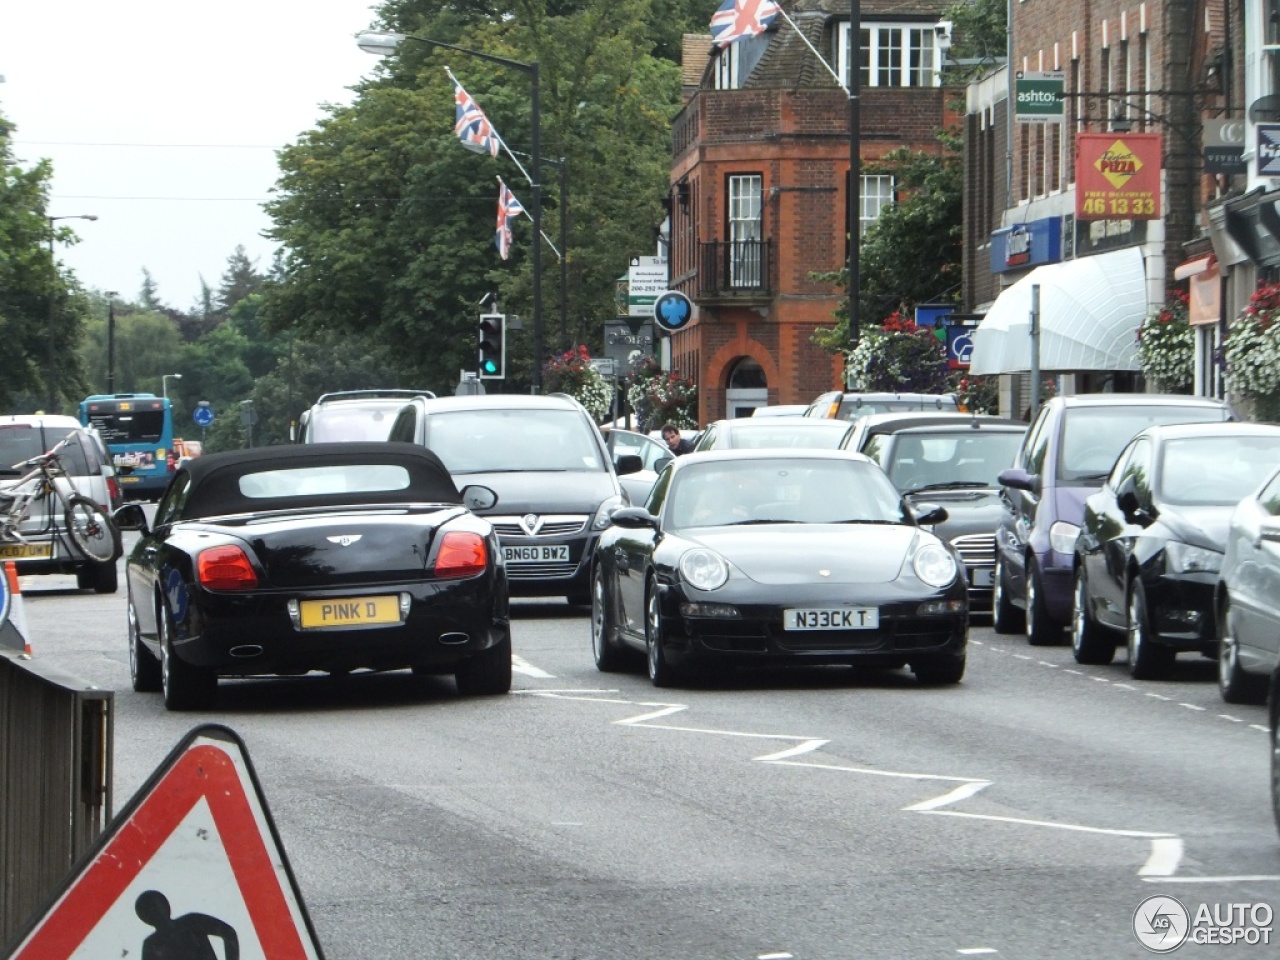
943 0 1008 65
217 245 265 313
265 0 679 393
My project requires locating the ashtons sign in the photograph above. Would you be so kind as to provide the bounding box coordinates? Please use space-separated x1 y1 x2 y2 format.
1075 133 1163 221
1015 72 1065 123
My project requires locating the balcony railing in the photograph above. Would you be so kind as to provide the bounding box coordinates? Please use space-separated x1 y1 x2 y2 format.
696 239 773 300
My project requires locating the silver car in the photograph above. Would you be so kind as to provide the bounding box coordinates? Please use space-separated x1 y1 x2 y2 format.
0 414 120 593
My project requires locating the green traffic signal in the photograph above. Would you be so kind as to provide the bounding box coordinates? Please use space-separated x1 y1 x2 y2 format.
477 314 505 379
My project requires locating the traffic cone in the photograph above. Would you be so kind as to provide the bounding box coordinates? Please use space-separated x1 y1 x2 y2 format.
0 561 33 656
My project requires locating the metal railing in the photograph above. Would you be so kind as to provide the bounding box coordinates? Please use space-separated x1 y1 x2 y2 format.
0 651 112 946
696 239 773 298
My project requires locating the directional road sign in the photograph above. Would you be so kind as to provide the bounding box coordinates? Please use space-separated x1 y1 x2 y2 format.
193 403 214 428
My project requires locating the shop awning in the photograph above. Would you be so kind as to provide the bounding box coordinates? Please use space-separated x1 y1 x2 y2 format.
968 246 1147 375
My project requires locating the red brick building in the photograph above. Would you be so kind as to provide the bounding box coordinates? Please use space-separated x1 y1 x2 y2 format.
667 0 958 423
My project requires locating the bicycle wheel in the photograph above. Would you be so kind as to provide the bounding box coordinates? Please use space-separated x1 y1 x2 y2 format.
64 495 121 565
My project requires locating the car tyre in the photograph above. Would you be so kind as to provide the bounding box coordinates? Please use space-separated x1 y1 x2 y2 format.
1127 581 1174 681
645 580 679 688
1071 567 1115 665
455 628 512 696
158 601 216 711
992 553 1024 635
911 655 966 685
1218 597 1268 704
590 565 627 672
128 595 161 693
1025 560 1062 646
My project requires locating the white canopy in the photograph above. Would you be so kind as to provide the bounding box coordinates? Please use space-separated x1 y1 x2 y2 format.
968 246 1148 375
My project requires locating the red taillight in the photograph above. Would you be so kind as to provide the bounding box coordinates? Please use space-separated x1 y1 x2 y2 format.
197 545 259 590
433 532 487 578
166 450 177 472
106 475 120 506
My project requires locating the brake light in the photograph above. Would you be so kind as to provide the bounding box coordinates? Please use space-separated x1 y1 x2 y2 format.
166 449 177 472
197 545 259 590
433 532 487 578
106 475 121 506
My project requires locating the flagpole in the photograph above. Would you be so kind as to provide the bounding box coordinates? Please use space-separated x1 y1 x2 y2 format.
773 8 848 93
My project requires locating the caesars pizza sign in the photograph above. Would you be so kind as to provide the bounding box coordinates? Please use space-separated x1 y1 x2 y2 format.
1075 132 1163 221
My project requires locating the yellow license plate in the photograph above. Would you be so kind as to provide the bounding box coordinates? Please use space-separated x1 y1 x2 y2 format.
298 595 401 629
0 542 53 560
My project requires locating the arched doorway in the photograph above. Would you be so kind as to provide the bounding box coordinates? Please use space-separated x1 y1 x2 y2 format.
725 357 767 418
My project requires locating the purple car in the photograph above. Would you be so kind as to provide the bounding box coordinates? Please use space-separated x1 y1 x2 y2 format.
992 394 1234 645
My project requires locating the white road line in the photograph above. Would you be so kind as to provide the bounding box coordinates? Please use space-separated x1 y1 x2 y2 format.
1179 703 1206 712
1144 875 1280 884
767 759 984 784
1091 676 1110 683
904 781 992 812
758 953 794 959
1064 668 1083 675
1038 661 1058 667
756 740 829 762
971 639 984 646
1139 837 1184 877
1218 714 1244 723
511 654 554 678
1012 654 1032 660
1113 683 1136 690
615 705 688 725
1146 693 1172 700
513 688 622 696
918 809 1175 840
1251 724 1270 733
957 949 998 956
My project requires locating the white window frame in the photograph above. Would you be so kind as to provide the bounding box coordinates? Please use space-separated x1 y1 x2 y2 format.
836 22 941 88
727 174 763 287
714 44 740 90
861 174 895 236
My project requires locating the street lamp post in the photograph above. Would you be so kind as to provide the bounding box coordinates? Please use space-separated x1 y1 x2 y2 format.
105 291 119 394
46 214 98 411
162 373 182 400
357 31 544 391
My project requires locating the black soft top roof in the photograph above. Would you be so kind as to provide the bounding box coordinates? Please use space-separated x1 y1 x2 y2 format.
179 442 461 518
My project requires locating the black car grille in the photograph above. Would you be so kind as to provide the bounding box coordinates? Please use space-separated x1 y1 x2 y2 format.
949 533 995 565
506 560 579 581
489 516 588 538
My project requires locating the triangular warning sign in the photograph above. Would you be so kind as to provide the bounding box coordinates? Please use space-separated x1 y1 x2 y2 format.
4 724 324 959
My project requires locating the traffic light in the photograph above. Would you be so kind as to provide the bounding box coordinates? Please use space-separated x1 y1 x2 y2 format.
477 313 506 379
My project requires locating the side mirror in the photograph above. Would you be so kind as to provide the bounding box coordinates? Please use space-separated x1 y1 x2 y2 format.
460 485 498 511
1259 520 1280 544
998 467 1039 495
912 503 949 526
653 455 674 473
608 506 659 530
615 454 643 477
112 502 149 534
1116 475 1153 527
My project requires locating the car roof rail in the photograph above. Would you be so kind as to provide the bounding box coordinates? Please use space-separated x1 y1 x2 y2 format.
314 389 437 404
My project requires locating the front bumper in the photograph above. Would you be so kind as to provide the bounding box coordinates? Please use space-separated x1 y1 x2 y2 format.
1144 573 1216 653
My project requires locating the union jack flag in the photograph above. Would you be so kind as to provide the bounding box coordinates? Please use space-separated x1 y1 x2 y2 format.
453 77 500 158
709 0 782 48
495 178 525 260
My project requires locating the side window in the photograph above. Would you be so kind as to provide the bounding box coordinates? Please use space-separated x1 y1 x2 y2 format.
1106 441 1136 490
697 426 718 451
861 435 889 468
1259 471 1280 516
646 463 675 515
1024 409 1051 476
1123 439 1154 501
388 407 417 443
155 473 191 524
57 433 92 477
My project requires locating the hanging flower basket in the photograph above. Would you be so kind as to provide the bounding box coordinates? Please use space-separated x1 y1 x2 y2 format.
542 346 614 421
843 311 950 393
1136 290 1194 394
1224 281 1280 420
625 356 698 431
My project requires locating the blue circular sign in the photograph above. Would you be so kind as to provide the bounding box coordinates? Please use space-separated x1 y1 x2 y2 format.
193 404 215 427
653 290 693 333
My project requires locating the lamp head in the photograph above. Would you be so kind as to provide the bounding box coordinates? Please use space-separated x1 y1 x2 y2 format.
356 32 406 56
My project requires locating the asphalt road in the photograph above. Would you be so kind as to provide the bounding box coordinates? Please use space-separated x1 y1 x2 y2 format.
11 537 1280 960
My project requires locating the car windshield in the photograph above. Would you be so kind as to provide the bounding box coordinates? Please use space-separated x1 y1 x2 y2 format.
724 422 850 449
423 409 604 474
883 431 1025 492
1158 435 1280 506
666 458 904 529
1057 405 1226 483
309 401 406 442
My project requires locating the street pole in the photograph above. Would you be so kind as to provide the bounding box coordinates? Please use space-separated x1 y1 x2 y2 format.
105 291 118 394
848 0 861 360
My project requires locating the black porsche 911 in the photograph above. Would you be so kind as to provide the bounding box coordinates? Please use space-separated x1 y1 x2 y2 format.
113 443 511 710
589 449 969 687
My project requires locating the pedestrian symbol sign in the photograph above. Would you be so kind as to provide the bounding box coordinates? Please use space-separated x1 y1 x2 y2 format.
3 725 324 960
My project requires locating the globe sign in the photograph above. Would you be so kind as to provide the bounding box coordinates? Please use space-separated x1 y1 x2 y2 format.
653 290 693 333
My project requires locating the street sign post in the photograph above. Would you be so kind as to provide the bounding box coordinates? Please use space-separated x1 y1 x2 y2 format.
627 256 668 317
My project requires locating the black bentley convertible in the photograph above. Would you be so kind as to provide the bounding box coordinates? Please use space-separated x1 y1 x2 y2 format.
114 443 510 710
590 449 969 686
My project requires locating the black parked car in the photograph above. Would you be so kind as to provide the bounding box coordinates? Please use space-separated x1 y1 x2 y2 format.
1071 422 1280 679
590 449 968 687
115 443 510 710
1216 461 1280 703
840 412 1027 612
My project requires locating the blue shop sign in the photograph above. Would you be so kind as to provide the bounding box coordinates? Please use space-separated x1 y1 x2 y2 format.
990 217 1063 273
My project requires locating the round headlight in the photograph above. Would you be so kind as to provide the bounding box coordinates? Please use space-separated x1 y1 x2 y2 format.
912 541 958 588
679 549 730 591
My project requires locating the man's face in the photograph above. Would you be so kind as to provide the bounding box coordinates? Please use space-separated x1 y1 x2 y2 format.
663 430 679 448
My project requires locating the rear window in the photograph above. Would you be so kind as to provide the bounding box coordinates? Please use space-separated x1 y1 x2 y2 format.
306 401 405 442
837 397 959 421
238 464 411 499
1058 405 1228 483
0 426 91 477
85 410 166 444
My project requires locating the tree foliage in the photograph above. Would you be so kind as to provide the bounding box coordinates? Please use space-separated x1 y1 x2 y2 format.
943 0 1008 65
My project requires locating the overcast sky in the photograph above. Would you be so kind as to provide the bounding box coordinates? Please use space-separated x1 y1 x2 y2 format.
2 1 383 310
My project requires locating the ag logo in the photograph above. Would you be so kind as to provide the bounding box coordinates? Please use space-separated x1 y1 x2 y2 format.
1133 895 1190 953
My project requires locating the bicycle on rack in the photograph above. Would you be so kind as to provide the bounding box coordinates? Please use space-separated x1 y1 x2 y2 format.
0 434 122 566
